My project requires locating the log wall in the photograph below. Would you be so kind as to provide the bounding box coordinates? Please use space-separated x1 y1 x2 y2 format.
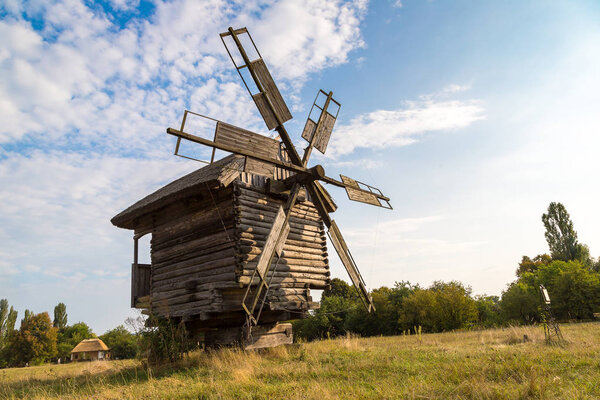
233 180 328 312
146 176 328 322
149 186 237 318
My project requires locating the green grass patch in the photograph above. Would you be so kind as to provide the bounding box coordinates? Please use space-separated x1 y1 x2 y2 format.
1 322 599 399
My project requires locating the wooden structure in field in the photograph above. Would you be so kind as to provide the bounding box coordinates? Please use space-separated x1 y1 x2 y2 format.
111 27 392 349
539 285 564 345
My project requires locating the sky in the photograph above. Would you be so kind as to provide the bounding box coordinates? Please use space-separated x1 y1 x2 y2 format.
1 0 599 334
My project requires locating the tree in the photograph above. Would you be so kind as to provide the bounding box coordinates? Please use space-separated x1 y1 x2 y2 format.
542 202 579 262
345 287 400 336
475 295 501 327
5 312 57 366
593 258 600 273
430 281 478 331
516 254 551 276
22 309 33 325
53 302 67 329
544 260 600 319
322 278 357 300
293 295 357 341
100 325 138 359
0 299 9 349
0 299 18 367
398 288 438 332
574 243 593 268
500 281 539 324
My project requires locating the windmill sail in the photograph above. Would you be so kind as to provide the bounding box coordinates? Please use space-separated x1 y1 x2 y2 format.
250 59 292 130
221 29 292 130
327 220 375 312
172 111 281 178
340 175 392 209
301 90 340 154
214 121 280 177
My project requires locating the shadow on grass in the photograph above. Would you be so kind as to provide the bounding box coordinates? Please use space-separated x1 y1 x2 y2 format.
0 359 198 399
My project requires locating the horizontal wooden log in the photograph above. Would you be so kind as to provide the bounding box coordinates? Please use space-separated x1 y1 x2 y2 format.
241 258 328 270
152 238 236 264
153 274 236 294
152 199 233 234
153 302 224 318
240 270 328 281
238 264 328 276
151 286 218 302
239 275 328 289
266 294 309 302
236 202 321 223
239 229 325 245
152 279 239 295
236 211 323 233
235 185 316 211
152 216 235 251
153 258 236 283
237 223 324 240
237 215 322 234
239 236 324 251
152 242 236 271
153 291 222 307
236 198 320 222
239 245 326 260
269 301 319 311
133 187 234 233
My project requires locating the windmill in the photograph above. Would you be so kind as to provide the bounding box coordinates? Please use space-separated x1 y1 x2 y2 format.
167 27 392 333
112 26 392 349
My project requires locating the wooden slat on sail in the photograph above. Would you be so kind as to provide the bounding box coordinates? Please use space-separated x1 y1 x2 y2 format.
340 175 381 206
214 121 280 178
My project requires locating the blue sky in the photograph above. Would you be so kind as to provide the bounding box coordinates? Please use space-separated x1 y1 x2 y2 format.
1 0 599 334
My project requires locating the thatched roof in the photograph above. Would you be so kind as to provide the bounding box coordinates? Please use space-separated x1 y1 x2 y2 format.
111 155 245 229
71 338 109 353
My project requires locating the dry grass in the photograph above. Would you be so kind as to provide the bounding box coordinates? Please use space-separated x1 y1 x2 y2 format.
1 322 599 399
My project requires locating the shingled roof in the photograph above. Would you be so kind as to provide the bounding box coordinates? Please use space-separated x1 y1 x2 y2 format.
111 155 245 229
71 338 109 353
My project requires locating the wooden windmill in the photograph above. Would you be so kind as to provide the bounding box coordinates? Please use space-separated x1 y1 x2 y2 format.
111 27 391 349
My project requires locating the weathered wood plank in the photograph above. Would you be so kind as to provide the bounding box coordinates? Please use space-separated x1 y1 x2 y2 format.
254 206 287 279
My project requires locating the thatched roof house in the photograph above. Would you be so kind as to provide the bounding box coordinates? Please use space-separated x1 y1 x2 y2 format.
70 338 110 361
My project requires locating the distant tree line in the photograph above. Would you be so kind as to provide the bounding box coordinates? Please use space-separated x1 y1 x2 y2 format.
0 301 138 368
294 202 600 341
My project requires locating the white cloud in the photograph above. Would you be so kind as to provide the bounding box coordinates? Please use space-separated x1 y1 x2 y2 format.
109 0 140 11
0 151 195 281
327 158 384 170
328 96 485 156
0 0 368 146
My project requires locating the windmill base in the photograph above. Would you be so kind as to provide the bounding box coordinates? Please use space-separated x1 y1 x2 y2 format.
204 323 293 350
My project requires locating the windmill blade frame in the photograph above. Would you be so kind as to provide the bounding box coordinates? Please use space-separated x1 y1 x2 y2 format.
172 110 281 179
301 89 341 158
220 27 304 167
220 27 292 131
340 175 393 209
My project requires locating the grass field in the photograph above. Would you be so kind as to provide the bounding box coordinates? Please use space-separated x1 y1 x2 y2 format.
1 322 599 399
